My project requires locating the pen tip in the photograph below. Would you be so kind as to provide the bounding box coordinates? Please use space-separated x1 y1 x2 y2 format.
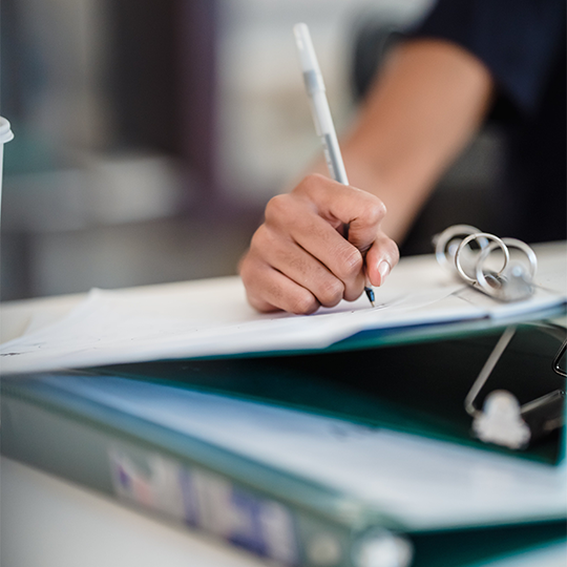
364 286 375 307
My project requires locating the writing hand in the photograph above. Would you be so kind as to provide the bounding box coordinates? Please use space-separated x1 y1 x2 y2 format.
239 174 399 313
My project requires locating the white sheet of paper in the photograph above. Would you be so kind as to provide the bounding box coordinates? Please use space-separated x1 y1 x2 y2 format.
39 373 567 531
1 248 565 374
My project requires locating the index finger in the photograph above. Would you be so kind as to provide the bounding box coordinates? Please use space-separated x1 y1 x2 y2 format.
295 174 388 252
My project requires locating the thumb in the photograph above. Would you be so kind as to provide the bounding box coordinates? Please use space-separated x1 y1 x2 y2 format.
365 231 400 287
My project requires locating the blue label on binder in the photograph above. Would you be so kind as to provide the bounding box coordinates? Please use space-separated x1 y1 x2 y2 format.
109 445 299 565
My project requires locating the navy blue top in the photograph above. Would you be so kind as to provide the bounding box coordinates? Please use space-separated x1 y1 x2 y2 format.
410 0 566 242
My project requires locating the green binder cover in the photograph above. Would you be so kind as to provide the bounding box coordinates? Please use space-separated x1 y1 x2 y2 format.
2 368 565 567
97 323 567 465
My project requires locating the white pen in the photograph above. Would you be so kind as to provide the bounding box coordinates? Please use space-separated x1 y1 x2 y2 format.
293 22 375 307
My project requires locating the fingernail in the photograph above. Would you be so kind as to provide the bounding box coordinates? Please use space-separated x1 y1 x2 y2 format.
378 260 390 284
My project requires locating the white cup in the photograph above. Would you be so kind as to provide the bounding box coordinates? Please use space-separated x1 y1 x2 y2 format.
0 116 15 219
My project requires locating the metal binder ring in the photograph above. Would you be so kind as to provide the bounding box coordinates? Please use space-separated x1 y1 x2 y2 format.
455 233 509 284
475 238 537 299
434 224 486 271
502 238 537 277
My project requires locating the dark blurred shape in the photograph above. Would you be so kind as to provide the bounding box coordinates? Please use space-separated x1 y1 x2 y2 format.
1 0 26 120
411 0 566 246
351 21 402 102
106 1 182 154
106 0 219 203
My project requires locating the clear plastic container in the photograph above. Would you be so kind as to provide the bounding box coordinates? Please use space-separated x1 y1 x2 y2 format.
0 116 14 218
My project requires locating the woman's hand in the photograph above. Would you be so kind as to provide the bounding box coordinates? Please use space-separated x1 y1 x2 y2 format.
239 174 399 313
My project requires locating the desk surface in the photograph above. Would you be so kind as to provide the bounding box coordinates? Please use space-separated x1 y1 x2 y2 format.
1 456 266 567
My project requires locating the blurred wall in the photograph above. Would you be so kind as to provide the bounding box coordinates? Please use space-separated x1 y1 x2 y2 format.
2 0 500 302
214 0 432 204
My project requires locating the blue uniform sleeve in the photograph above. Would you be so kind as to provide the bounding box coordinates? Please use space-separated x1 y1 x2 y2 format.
409 0 566 116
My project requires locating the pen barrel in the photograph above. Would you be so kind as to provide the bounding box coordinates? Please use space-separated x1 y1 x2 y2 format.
302 69 325 96
307 90 334 137
321 131 349 186
307 91 349 185
294 22 350 187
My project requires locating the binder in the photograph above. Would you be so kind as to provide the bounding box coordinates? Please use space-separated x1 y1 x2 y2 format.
96 321 567 465
2 367 566 567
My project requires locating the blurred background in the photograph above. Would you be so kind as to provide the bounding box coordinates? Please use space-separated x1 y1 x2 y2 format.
1 0 504 301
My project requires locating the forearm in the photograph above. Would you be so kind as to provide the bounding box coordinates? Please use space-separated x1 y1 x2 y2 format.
338 38 494 242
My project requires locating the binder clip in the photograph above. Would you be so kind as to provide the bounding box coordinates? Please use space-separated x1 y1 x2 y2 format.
433 225 538 302
464 324 566 450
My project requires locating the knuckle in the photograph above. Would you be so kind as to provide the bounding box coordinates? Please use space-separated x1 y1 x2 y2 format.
343 284 363 303
264 194 290 224
299 173 325 191
289 291 319 315
238 246 255 277
239 255 263 292
238 255 251 280
317 278 344 307
249 224 273 252
294 173 329 200
337 247 363 280
250 223 264 242
246 290 274 313
360 197 387 225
